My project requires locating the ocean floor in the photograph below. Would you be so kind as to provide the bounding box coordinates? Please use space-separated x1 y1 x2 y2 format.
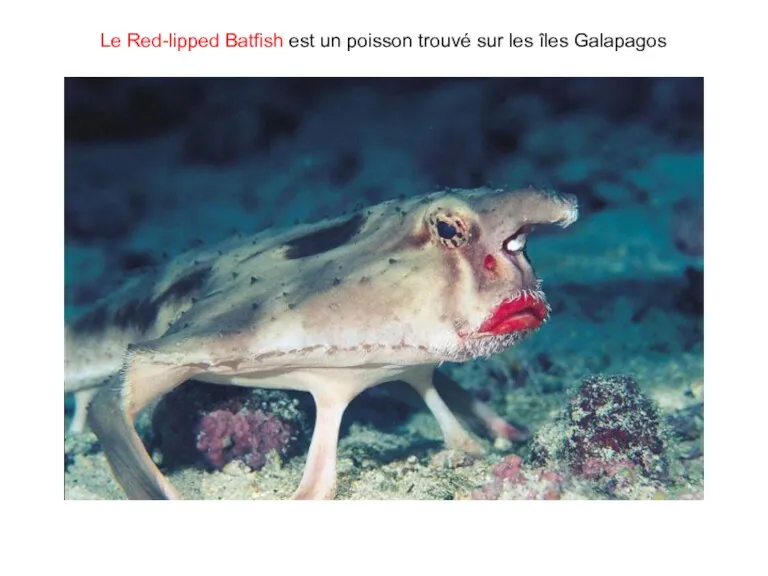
64 78 704 500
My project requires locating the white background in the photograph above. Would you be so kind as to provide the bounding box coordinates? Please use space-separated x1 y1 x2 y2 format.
1 1 764 574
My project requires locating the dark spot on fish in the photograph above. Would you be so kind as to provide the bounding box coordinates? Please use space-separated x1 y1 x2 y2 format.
159 267 211 304
191 297 198 304
288 303 296 310
218 250 224 256
252 302 260 311
190 238 204 248
359 276 370 284
232 271 239 279
389 258 397 264
250 276 259 284
114 298 161 332
283 292 289 297
98 267 213 333
333 277 341 286
283 213 367 259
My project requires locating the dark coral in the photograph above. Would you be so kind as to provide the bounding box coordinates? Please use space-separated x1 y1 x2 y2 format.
564 374 668 482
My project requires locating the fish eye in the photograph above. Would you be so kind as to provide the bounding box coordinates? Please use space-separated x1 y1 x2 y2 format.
437 221 457 240
427 211 470 249
503 227 528 254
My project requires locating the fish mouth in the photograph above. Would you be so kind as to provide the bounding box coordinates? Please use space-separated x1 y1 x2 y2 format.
477 292 549 335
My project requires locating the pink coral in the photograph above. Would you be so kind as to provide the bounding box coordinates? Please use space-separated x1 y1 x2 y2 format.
196 408 292 470
492 454 523 482
471 457 565 501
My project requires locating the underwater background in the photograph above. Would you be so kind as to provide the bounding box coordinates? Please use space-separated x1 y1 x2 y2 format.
64 77 703 499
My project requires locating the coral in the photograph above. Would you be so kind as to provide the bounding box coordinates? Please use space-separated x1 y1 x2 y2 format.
150 381 308 471
529 374 670 497
563 374 668 482
492 453 523 482
196 409 292 470
470 455 565 500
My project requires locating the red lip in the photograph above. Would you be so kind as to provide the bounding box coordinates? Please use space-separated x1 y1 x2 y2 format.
478 293 549 335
